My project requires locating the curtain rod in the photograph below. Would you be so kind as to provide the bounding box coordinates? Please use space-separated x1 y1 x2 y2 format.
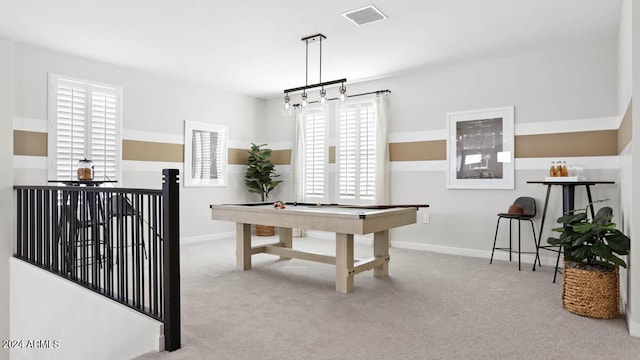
292 89 391 107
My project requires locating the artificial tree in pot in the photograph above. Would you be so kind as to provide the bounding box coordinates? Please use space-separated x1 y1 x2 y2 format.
547 201 630 319
244 143 282 235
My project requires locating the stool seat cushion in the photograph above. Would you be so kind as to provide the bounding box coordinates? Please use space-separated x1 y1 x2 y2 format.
508 204 524 214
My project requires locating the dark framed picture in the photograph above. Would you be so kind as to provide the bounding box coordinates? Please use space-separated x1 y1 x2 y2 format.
446 106 515 189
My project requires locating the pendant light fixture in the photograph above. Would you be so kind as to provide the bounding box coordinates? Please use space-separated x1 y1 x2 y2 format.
283 34 346 110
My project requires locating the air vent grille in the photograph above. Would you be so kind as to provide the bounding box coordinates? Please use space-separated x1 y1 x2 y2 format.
342 5 387 26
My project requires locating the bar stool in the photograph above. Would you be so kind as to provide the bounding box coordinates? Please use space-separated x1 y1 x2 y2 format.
490 197 541 270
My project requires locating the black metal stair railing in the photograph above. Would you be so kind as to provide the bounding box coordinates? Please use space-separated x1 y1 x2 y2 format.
13 169 181 352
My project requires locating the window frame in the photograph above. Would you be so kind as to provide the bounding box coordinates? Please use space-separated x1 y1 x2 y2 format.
183 120 228 187
299 96 378 205
47 73 122 182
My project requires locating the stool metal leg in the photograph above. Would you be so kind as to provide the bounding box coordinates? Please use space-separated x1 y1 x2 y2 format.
509 219 512 262
529 219 541 267
553 246 562 283
533 185 551 272
518 219 521 271
490 217 501 264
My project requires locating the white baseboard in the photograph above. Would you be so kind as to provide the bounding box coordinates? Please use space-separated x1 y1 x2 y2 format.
305 230 374 245
183 231 562 267
627 311 640 337
390 240 562 267
180 232 234 245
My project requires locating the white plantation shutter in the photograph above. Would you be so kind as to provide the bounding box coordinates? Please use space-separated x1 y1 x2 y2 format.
338 105 356 198
54 79 87 180
358 103 376 199
338 100 377 202
297 97 380 205
303 108 326 199
48 74 121 181
90 87 119 180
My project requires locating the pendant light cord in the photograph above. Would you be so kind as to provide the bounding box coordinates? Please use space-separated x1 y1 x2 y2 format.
319 37 322 84
305 39 309 88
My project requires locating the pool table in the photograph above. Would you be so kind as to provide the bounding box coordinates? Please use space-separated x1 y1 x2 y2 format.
210 202 427 293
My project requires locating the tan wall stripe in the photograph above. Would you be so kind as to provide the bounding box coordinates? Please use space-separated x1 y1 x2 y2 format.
13 129 623 162
14 130 47 156
122 140 183 162
228 148 248 165
618 102 632 154
329 146 336 164
515 130 618 158
228 148 291 166
389 140 447 161
270 149 292 165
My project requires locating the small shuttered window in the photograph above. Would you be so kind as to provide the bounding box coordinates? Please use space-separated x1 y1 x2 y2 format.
48 74 121 181
337 100 376 201
192 130 222 180
303 108 326 199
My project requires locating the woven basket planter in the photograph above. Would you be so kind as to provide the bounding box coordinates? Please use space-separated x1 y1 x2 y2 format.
562 261 619 319
256 224 275 236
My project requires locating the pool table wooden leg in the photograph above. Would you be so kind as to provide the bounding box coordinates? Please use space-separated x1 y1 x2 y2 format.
336 233 354 293
279 227 293 260
236 223 251 270
374 230 389 277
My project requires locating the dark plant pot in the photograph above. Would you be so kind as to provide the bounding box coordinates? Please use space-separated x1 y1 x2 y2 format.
256 224 275 236
562 260 619 319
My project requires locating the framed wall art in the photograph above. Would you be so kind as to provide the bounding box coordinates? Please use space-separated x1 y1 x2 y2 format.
184 120 228 187
446 106 515 189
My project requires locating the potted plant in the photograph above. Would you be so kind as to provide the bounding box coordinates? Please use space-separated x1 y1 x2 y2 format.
547 202 630 319
244 143 282 236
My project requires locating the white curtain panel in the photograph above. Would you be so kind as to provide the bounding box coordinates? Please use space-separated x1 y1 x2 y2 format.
374 93 390 204
291 109 305 237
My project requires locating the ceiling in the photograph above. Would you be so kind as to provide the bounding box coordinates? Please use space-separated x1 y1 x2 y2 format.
0 0 623 99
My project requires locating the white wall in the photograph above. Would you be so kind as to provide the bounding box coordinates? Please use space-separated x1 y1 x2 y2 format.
10 258 163 360
12 43 264 240
264 40 619 259
617 0 633 329
618 0 633 115
266 40 617 142
625 0 640 336
0 36 14 360
9 42 267 356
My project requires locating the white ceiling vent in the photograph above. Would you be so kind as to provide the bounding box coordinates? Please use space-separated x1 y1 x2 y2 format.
342 5 387 26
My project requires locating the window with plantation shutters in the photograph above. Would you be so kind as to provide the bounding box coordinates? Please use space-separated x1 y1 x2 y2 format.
192 130 222 180
48 74 121 181
337 100 376 201
302 108 326 199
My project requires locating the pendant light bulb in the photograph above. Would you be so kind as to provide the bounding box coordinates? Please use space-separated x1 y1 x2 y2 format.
301 92 308 107
319 89 327 104
283 93 291 110
338 85 347 103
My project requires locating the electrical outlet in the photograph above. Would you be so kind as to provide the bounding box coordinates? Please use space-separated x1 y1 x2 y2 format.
423 214 430 224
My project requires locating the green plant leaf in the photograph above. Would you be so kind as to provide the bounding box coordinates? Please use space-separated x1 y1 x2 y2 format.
606 232 631 255
557 212 586 225
591 241 613 260
570 246 590 261
571 233 590 247
572 222 597 234
607 254 627 268
547 237 563 246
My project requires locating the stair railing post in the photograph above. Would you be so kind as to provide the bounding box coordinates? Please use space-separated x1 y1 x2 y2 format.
162 169 181 351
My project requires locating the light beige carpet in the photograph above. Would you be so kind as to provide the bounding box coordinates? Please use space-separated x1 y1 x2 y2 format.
137 237 640 360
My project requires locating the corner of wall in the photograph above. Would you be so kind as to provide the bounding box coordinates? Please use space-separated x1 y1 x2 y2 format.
0 36 14 360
